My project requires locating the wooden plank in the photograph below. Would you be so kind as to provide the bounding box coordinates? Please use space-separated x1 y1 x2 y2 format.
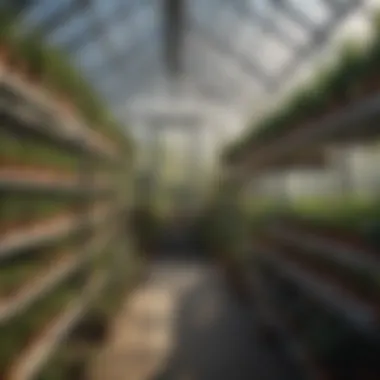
0 229 114 323
0 204 111 261
7 273 108 380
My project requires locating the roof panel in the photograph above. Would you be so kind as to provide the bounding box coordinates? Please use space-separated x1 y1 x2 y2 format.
7 0 363 120
288 0 331 25
273 10 310 46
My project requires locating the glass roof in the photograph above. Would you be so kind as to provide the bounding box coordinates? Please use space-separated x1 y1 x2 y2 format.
9 0 364 130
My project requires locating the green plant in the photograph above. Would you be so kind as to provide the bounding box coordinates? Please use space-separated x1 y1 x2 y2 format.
326 41 367 103
0 9 132 150
15 31 47 79
0 9 17 61
224 11 380 164
0 194 78 227
0 276 84 374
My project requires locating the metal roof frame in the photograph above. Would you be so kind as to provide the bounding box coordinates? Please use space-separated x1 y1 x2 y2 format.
3 0 363 120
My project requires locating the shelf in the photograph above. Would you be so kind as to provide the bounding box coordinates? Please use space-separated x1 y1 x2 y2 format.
6 273 108 380
238 92 380 173
0 229 114 323
255 244 378 336
248 262 323 380
0 204 111 261
0 167 110 195
267 226 380 279
0 70 119 162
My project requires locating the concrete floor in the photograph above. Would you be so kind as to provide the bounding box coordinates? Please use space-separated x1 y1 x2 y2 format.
89 259 296 380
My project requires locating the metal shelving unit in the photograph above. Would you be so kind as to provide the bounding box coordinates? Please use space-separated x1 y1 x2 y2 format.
0 168 110 195
244 262 319 380
254 245 378 335
231 91 380 177
0 71 118 162
0 67 131 380
267 225 380 278
0 229 115 324
6 272 109 380
0 204 111 260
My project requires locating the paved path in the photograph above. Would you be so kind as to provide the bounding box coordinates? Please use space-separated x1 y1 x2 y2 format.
89 259 292 380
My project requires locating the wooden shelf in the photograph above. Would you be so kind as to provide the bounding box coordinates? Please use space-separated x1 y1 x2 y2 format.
0 167 110 195
0 229 114 323
0 204 111 261
254 244 378 336
6 273 108 380
235 92 380 175
267 225 380 279
0 70 119 162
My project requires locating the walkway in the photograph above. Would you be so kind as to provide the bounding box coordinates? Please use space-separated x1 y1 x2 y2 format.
88 258 296 380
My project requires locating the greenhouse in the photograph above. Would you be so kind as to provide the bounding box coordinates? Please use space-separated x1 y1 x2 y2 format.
0 1 379 380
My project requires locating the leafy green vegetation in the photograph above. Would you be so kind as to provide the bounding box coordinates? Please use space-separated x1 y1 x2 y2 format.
0 7 134 380
246 195 380 231
0 194 79 228
0 237 81 298
0 8 132 151
36 251 142 380
224 12 380 163
0 269 88 375
0 129 79 169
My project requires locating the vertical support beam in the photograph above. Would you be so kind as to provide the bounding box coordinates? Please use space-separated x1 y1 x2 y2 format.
186 122 202 205
164 0 185 77
335 146 352 199
76 132 95 283
148 122 161 202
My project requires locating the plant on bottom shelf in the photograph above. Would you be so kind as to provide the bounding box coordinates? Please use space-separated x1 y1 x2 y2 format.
36 255 142 380
0 271 88 376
